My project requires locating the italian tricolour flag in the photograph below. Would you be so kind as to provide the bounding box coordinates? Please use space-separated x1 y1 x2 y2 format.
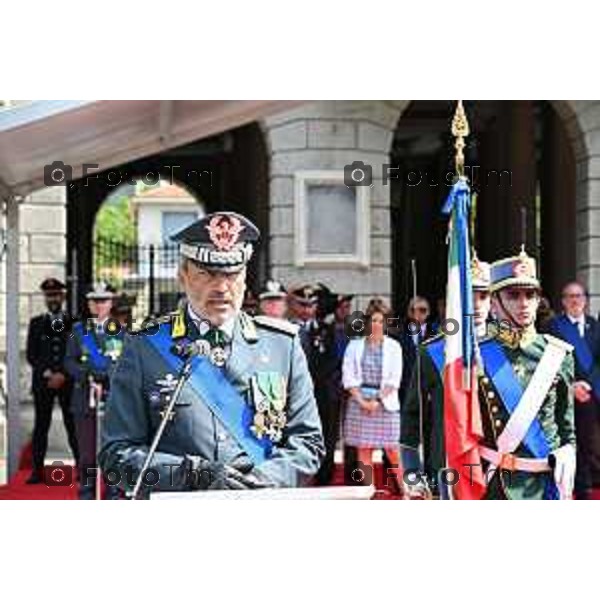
442 177 486 500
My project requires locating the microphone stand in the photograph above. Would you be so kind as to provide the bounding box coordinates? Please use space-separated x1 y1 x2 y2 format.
129 353 195 500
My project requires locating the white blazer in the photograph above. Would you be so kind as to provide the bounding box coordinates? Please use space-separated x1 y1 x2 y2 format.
342 336 403 411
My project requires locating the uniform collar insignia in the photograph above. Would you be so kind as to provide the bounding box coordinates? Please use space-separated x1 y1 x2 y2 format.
491 321 537 350
171 308 187 339
240 312 258 343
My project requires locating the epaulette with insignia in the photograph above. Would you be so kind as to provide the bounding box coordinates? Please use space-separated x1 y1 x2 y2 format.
254 315 299 337
156 312 178 325
543 333 574 353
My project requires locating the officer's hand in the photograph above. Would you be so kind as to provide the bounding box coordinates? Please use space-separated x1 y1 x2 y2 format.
47 372 66 389
90 381 104 402
574 381 592 403
185 455 219 490
224 456 274 490
185 457 247 491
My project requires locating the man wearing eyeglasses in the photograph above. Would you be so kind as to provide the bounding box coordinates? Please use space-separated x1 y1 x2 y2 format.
548 281 600 499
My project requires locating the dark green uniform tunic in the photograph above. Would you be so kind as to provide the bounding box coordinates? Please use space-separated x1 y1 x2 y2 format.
400 327 576 499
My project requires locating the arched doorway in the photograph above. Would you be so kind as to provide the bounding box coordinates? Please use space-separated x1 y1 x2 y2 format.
66 122 269 316
92 181 205 318
391 100 576 315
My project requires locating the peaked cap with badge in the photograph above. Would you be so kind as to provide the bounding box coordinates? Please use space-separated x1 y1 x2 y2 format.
259 280 287 301
490 247 540 293
171 211 260 274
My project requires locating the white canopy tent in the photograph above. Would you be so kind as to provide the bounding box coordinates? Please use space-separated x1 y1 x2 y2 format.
0 100 304 478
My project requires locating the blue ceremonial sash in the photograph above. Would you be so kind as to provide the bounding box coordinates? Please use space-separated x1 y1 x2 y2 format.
147 325 271 465
554 316 600 399
73 322 111 372
423 338 445 379
479 340 551 459
480 340 559 500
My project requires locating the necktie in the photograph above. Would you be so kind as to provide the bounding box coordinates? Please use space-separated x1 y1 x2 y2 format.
203 328 229 347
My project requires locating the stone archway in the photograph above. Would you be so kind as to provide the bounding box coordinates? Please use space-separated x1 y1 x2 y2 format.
389 100 593 315
65 122 269 315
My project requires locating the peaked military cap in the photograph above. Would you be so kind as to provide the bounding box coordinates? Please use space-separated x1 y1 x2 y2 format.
288 284 318 306
259 280 287 301
471 255 491 291
335 293 354 306
490 247 540 293
86 281 117 300
171 211 260 273
40 278 66 293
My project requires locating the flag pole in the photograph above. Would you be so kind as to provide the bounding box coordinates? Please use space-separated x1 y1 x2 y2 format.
451 100 473 391
452 100 469 179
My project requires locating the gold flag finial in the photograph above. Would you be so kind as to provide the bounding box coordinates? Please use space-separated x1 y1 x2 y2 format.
452 100 470 177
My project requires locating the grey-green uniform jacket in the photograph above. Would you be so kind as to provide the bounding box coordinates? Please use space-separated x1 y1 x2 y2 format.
98 310 325 494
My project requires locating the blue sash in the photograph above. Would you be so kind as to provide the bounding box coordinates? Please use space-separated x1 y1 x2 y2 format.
423 338 445 379
73 322 111 372
554 316 600 399
147 324 271 465
480 340 559 499
479 340 551 459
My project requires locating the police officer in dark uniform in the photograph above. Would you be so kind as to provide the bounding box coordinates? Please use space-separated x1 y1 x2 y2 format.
318 293 354 485
26 278 79 484
66 282 124 499
99 212 324 497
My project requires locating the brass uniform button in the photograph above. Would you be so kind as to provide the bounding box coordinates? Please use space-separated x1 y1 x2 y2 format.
487 391 495 399
491 404 499 414
482 377 490 385
494 419 503 429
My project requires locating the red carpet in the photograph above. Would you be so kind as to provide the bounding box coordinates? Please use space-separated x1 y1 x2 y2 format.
0 443 79 500
2 443 597 499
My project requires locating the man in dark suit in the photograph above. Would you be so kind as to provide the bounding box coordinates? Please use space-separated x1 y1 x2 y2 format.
547 281 600 499
25 278 79 484
393 296 435 407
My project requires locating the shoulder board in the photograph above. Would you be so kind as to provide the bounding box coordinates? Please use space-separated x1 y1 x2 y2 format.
254 316 299 337
154 312 178 325
543 333 574 353
422 333 444 346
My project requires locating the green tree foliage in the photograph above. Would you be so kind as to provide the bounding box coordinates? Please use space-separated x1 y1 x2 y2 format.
94 193 136 245
93 193 137 286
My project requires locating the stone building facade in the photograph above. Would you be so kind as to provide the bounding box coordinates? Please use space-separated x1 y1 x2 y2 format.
2 99 600 395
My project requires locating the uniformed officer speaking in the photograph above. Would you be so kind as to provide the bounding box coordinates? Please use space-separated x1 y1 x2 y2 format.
99 212 325 496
